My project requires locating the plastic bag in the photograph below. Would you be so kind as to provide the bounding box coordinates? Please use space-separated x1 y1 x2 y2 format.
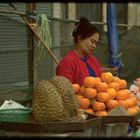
0 100 25 110
132 128 140 137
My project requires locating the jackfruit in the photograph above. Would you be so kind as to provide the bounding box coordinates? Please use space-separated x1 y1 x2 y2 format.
32 76 80 122
49 76 80 117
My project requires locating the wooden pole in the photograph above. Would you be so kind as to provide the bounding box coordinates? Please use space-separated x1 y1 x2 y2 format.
26 3 35 85
22 16 59 64
0 9 59 64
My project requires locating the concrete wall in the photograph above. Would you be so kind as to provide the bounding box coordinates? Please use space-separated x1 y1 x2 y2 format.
128 3 140 28
67 3 140 30
68 3 76 19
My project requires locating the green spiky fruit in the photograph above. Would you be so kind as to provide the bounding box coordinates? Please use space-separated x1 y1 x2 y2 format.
49 76 80 117
32 76 80 122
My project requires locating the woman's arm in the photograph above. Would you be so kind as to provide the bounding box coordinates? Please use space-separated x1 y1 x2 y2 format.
102 66 119 73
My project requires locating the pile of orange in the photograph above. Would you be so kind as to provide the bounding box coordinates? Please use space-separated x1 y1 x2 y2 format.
72 72 140 117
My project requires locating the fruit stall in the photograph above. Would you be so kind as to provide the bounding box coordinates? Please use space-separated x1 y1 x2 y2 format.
0 116 102 137
0 108 140 137
0 3 140 138
0 72 140 137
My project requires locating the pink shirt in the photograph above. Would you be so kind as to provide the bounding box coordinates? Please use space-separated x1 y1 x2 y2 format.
56 50 103 86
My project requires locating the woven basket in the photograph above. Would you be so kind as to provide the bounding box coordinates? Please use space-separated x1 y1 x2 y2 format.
0 108 32 122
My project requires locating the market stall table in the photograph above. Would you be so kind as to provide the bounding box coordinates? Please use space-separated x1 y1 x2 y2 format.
91 112 140 137
0 116 102 137
0 113 140 137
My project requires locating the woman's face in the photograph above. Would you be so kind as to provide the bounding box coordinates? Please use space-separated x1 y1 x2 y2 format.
77 32 99 56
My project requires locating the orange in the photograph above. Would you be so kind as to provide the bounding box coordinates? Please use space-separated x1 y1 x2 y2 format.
94 77 102 82
96 92 110 102
95 82 108 92
91 101 106 111
79 97 90 109
107 88 117 100
118 100 129 109
84 88 97 99
83 77 96 88
127 107 138 116
133 105 140 112
106 99 119 109
94 111 108 117
116 89 130 101
125 98 135 108
129 96 137 105
72 83 80 93
113 76 120 82
94 77 102 87
79 86 86 96
116 79 127 90
108 82 120 91
101 72 114 83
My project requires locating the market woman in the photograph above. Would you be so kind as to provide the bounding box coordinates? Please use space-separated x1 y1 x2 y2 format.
56 17 118 86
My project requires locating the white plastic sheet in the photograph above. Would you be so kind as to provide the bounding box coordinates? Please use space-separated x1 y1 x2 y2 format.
0 100 25 110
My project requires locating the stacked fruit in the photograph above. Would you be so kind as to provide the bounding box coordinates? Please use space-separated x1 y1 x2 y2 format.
72 72 140 117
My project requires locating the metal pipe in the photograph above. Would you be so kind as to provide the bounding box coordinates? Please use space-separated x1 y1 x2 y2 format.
0 9 133 27
0 9 25 16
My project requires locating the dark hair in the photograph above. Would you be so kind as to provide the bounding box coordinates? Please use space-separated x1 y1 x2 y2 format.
72 17 99 43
